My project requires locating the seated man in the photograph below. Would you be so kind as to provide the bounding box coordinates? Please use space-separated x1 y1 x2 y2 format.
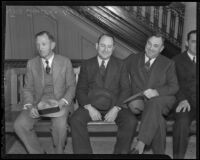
14 31 76 154
125 33 179 154
70 33 138 154
172 30 196 159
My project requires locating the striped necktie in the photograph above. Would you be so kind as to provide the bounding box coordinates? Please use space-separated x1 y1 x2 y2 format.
100 60 106 76
145 58 151 70
45 60 51 74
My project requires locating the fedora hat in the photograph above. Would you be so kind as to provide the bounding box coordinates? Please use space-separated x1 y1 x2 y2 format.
37 99 65 117
123 92 145 114
88 88 114 111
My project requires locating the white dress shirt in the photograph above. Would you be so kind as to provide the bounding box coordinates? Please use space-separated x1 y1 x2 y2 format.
97 56 110 68
145 54 156 67
187 51 196 63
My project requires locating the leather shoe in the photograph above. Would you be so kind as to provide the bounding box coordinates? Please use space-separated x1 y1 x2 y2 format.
128 148 139 154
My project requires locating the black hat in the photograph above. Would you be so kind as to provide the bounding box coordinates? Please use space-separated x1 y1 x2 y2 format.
88 88 115 111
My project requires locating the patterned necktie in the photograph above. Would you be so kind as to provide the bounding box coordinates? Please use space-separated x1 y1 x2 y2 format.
100 60 106 76
145 58 151 70
45 60 51 74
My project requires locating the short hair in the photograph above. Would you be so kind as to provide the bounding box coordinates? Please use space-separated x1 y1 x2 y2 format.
147 33 165 46
35 31 55 42
97 33 115 44
187 30 196 41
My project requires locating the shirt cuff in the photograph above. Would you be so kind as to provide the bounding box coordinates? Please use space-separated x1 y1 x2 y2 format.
62 98 69 105
23 103 33 110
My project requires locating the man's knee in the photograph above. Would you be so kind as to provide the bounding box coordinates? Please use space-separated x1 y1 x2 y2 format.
175 114 191 128
14 112 32 133
69 112 84 127
118 110 138 129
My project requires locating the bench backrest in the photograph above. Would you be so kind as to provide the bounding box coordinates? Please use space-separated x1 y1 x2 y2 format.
9 67 80 111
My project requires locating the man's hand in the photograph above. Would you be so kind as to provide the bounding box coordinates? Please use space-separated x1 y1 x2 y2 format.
29 107 40 118
143 89 159 99
176 100 191 113
84 104 102 121
58 99 67 109
104 106 120 122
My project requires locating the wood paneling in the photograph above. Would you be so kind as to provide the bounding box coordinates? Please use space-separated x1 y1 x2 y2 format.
5 6 137 60
8 6 33 59
32 9 59 54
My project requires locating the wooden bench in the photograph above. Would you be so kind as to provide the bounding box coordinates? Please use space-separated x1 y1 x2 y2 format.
5 67 196 135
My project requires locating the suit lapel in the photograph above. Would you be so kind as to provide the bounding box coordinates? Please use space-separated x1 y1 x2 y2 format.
183 51 195 66
52 55 61 85
93 57 104 87
35 57 45 88
138 53 148 88
104 56 117 88
147 55 163 88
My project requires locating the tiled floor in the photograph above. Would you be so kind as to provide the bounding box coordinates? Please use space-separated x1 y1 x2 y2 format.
7 135 196 159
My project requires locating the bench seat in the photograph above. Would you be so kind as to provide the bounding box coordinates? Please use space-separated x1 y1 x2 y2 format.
5 111 196 134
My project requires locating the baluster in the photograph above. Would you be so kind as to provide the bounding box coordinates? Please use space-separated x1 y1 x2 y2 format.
136 6 142 19
174 12 179 43
169 9 176 40
177 15 184 46
158 6 163 30
141 6 145 17
153 6 159 30
166 7 171 36
133 6 137 16
145 6 151 24
162 6 168 34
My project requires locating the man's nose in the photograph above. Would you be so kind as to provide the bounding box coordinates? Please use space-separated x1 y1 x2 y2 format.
104 46 109 52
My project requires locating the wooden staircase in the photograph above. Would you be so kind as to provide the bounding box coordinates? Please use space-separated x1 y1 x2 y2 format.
69 4 185 58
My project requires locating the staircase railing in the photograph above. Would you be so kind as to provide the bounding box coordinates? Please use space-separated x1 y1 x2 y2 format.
121 4 185 49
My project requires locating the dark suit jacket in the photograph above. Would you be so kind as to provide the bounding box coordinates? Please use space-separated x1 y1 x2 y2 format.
23 54 76 106
125 52 179 97
173 51 196 106
76 55 131 108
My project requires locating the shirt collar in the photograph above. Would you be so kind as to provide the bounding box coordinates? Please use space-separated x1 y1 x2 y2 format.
97 56 110 68
41 53 54 67
187 51 196 62
145 54 156 66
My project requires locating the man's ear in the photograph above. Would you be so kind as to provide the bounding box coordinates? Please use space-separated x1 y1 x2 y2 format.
160 45 165 52
51 42 56 50
95 43 98 50
185 40 189 47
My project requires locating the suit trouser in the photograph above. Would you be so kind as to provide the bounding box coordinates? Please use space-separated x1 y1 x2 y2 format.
137 96 176 154
173 101 196 159
69 107 138 154
14 107 70 154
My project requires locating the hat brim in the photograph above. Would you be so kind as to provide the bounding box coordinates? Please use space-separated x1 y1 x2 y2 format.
40 107 66 117
123 92 145 104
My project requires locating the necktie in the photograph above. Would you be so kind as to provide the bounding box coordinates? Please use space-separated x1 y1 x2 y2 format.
100 60 106 76
45 60 51 74
145 58 151 70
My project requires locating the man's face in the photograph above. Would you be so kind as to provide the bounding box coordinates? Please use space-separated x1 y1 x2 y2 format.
145 36 164 59
36 34 55 59
96 35 114 60
187 33 196 56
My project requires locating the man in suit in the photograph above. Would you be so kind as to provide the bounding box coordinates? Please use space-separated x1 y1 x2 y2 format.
172 30 196 159
70 34 138 154
125 34 179 154
14 31 76 154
